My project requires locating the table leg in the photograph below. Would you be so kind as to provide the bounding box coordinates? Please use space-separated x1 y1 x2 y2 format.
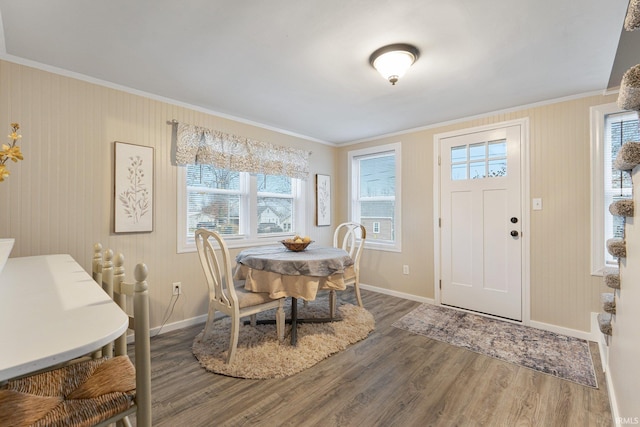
242 296 340 347
291 297 298 346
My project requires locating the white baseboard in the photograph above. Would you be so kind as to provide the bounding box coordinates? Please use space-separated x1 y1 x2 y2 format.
527 319 595 341
606 358 622 427
148 284 433 339
150 314 208 337
590 313 621 426
358 283 435 304
592 312 609 371
127 313 211 344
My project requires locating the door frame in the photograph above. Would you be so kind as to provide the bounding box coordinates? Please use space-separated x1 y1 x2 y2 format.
433 118 531 324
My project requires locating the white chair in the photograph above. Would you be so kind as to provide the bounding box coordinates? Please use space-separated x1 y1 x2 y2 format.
330 222 366 317
0 245 151 427
195 228 285 364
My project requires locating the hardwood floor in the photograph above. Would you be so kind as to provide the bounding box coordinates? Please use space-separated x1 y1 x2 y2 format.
137 290 612 427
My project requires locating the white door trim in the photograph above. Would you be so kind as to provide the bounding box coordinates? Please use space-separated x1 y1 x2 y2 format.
433 118 531 324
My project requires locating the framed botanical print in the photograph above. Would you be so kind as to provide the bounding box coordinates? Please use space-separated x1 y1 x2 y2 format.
114 141 154 233
316 174 331 226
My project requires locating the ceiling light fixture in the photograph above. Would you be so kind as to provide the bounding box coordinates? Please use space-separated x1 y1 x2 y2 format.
369 43 419 85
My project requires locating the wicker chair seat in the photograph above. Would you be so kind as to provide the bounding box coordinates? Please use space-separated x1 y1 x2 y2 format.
0 356 136 427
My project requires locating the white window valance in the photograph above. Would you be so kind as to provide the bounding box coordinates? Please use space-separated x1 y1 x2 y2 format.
175 122 310 180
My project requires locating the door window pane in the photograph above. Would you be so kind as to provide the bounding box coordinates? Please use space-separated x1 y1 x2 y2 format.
470 161 485 179
488 159 507 177
451 145 467 162
488 140 507 158
451 163 467 180
469 143 486 161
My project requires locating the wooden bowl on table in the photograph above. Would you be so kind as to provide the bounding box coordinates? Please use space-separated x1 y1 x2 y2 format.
280 239 313 252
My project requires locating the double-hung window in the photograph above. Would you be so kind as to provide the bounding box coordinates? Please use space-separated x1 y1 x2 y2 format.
178 165 304 252
591 103 639 274
348 143 401 252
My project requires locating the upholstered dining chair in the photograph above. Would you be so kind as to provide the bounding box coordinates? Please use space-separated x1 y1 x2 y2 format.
330 222 367 317
195 228 285 364
0 245 151 427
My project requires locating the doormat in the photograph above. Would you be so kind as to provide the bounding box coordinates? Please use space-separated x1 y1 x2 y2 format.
392 304 597 388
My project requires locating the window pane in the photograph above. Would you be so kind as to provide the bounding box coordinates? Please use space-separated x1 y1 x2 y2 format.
187 165 239 189
612 195 626 239
488 159 507 177
603 112 638 265
451 163 467 180
359 154 395 197
470 161 485 179
187 192 240 235
469 143 486 161
256 173 292 195
488 140 507 158
360 200 395 241
609 120 637 192
257 197 292 233
451 145 467 162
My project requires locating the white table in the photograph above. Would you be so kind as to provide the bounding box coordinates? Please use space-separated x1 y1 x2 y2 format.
0 254 129 382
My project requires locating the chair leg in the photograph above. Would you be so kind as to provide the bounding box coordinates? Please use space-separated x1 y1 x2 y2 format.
276 301 285 342
354 282 363 307
227 316 240 364
250 314 257 326
329 290 336 319
203 306 216 338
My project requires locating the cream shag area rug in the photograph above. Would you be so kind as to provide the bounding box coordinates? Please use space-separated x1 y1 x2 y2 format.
393 304 598 388
192 302 374 379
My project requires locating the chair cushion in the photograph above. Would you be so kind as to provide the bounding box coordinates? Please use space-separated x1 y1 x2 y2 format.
234 280 277 308
0 356 136 427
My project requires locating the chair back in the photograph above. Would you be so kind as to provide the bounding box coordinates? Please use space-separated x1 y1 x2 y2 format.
92 243 152 426
195 228 238 312
333 222 366 269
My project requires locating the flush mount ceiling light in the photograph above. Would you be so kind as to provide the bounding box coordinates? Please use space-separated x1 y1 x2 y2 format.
369 43 419 85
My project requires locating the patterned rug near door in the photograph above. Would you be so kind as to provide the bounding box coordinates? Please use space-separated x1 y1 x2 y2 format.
392 304 598 388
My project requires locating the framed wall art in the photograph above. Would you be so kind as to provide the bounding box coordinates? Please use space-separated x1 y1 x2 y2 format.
114 141 154 233
316 174 331 227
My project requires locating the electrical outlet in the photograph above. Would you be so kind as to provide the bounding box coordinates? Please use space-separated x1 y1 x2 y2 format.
403 265 409 275
172 282 182 295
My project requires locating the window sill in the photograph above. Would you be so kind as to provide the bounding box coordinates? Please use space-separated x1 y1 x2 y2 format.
178 234 294 254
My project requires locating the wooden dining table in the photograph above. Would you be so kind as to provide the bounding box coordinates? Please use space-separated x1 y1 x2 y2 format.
235 243 355 345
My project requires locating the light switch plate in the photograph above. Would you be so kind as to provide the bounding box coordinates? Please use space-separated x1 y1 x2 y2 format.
532 198 542 211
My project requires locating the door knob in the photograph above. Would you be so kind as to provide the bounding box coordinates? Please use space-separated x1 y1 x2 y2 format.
510 230 519 237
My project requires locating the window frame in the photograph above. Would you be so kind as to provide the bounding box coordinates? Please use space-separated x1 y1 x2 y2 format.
348 142 402 252
590 102 637 275
177 166 305 253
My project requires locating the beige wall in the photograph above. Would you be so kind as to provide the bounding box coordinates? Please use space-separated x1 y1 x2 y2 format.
337 93 619 333
0 58 619 335
0 60 336 330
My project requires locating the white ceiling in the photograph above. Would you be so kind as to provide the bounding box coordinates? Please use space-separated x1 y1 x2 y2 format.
0 0 632 144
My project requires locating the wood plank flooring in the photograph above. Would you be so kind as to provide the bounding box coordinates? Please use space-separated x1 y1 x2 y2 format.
135 290 612 427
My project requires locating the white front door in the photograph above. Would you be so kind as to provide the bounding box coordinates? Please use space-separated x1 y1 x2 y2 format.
439 125 522 321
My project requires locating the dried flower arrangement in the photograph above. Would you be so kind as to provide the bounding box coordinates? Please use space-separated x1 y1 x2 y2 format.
0 123 23 182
